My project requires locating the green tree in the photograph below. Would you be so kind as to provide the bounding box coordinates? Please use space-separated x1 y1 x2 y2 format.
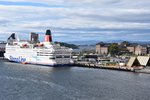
54 42 78 49
109 43 119 56
120 41 130 46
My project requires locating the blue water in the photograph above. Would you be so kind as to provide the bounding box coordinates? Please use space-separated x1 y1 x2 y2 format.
0 60 150 100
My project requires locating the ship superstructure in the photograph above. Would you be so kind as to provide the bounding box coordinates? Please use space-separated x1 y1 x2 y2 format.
4 30 73 66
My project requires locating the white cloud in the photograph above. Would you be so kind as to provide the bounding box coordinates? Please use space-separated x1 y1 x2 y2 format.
0 0 150 42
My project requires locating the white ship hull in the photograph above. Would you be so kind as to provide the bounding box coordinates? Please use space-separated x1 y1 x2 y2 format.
4 42 73 66
4 30 74 67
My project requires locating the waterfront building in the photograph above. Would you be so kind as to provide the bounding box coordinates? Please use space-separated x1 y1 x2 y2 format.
127 56 150 68
137 56 150 67
127 46 135 53
147 46 150 54
134 45 147 55
96 42 108 55
97 57 110 65
110 57 128 64
96 41 149 56
83 54 97 63
127 57 141 68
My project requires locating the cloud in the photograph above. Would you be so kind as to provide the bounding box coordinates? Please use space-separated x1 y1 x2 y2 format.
0 0 149 42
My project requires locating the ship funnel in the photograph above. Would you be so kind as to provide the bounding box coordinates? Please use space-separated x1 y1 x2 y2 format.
45 29 52 42
8 33 16 40
30 32 39 43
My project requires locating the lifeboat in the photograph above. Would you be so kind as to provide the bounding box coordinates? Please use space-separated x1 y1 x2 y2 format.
22 44 28 48
22 62 27 64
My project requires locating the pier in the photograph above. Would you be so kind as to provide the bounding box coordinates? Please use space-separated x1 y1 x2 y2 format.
74 61 135 71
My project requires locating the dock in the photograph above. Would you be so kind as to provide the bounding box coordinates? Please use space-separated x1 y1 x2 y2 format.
74 61 135 71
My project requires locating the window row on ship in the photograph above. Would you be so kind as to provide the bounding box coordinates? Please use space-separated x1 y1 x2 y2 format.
55 55 70 58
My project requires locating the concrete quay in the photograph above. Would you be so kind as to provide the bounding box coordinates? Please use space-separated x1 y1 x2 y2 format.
74 61 134 72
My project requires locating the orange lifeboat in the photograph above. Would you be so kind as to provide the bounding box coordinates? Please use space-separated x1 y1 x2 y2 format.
22 62 27 64
22 44 27 48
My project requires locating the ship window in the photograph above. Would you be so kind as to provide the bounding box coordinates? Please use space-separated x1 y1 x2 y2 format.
49 57 55 59
56 56 62 58
64 56 70 58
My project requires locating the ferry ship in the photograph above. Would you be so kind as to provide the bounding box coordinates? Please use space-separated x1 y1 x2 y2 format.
4 30 73 66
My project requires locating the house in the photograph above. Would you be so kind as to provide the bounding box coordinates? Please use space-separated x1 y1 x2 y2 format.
96 42 109 55
134 45 147 55
147 45 150 54
125 43 138 54
127 46 135 53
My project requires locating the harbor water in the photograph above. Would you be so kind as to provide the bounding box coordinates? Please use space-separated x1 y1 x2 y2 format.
0 60 150 100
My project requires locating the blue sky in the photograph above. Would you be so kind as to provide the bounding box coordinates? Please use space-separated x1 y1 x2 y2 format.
0 0 150 42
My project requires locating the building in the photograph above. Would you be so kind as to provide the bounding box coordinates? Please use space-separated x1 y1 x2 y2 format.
96 42 109 55
135 45 147 55
127 46 135 53
97 57 110 65
126 43 139 54
127 56 150 68
30 32 39 43
119 41 130 47
147 45 150 54
82 54 97 63
126 57 141 68
137 56 150 67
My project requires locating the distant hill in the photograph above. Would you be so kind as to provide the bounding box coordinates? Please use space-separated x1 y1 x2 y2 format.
68 40 150 45
68 40 125 45
68 40 100 45
54 42 79 49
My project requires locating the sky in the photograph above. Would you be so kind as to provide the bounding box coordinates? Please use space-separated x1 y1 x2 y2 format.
0 0 150 42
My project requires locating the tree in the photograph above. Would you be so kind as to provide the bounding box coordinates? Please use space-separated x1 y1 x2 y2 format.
109 43 119 56
120 41 130 47
54 42 78 49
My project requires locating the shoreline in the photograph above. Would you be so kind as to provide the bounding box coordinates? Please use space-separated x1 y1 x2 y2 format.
1 58 150 74
74 63 134 72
